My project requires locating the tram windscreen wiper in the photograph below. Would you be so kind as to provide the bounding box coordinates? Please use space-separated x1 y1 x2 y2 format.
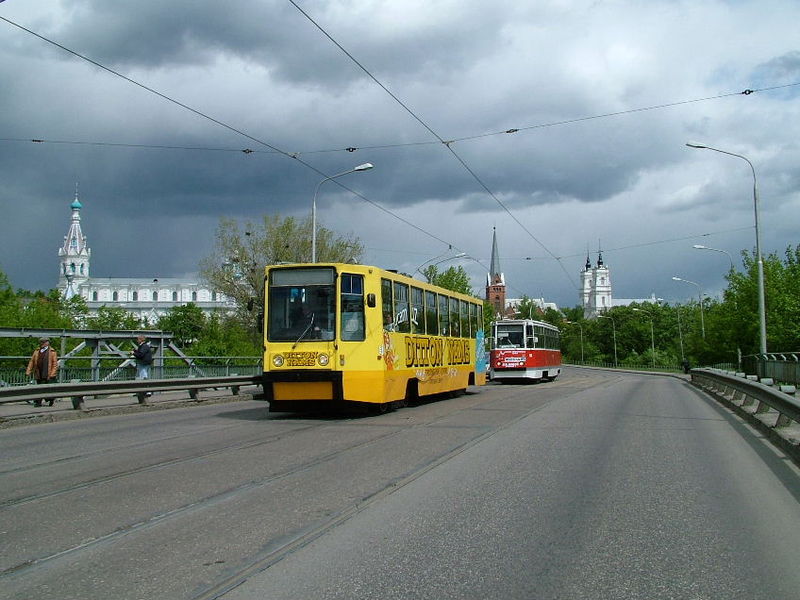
292 312 315 349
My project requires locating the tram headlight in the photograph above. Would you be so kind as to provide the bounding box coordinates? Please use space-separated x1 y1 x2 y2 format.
272 354 284 367
317 353 329 366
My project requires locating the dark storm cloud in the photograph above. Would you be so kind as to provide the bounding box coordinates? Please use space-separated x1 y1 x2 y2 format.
2 0 799 307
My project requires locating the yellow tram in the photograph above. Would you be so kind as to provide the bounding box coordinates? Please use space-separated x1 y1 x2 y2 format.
261 263 487 412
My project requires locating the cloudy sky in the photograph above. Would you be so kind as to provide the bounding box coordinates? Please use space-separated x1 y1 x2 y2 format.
1 0 798 309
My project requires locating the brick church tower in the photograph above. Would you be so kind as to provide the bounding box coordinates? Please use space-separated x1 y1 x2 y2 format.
485 227 506 317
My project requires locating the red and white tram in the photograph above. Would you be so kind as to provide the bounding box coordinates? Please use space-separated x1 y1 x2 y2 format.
489 319 561 382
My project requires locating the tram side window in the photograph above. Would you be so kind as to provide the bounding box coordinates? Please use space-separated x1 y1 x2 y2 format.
340 273 365 341
526 324 535 349
411 287 425 334
469 303 477 339
394 282 410 333
425 290 438 335
449 297 460 337
459 300 470 338
382 279 394 331
438 294 449 336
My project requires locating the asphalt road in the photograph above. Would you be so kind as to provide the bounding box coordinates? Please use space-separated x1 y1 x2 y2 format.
1 367 799 600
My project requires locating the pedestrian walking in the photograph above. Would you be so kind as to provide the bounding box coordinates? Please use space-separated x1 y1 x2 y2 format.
25 337 58 407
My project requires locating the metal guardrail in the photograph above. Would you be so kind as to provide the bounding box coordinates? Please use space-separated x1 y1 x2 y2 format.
691 368 800 463
0 375 262 411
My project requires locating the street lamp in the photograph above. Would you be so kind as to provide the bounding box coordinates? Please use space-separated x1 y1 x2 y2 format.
632 308 655 368
564 320 584 363
672 276 705 339
692 244 735 271
415 252 467 279
686 142 766 354
312 162 374 263
597 314 617 367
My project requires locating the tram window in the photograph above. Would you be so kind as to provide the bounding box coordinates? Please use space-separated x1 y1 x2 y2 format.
478 305 483 338
449 297 460 337
381 279 394 331
394 282 410 333
340 274 365 341
438 294 449 336
469 303 477 338
460 300 470 338
411 287 425 334
526 324 534 349
425 290 438 335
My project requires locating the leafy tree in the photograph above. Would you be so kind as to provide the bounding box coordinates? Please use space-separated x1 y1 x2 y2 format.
200 214 364 333
86 306 142 330
422 265 473 295
157 303 207 347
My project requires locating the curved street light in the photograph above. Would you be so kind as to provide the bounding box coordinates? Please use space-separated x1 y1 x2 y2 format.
632 308 655 368
692 244 735 271
597 314 617 367
686 143 766 353
312 163 374 263
415 252 467 280
672 276 705 339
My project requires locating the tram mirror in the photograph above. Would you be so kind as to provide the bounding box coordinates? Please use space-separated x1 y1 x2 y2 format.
367 293 376 308
246 298 255 312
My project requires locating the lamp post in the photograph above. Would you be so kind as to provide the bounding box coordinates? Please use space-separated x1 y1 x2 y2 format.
692 244 735 271
597 314 617 367
672 276 705 339
312 163 374 263
632 308 655 368
686 143 766 354
565 320 584 363
415 252 467 280
675 304 685 362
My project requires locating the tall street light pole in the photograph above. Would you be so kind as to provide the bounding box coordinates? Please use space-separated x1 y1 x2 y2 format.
312 163 374 263
686 143 766 354
692 244 735 271
598 314 617 367
672 276 705 339
632 308 655 368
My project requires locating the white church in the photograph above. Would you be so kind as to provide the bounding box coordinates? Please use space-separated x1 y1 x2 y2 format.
57 194 233 323
581 251 658 318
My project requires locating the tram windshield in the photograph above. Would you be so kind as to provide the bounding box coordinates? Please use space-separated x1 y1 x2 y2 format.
268 267 336 342
495 323 524 348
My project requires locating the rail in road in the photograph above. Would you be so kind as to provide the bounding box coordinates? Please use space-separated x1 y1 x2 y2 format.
1 367 800 599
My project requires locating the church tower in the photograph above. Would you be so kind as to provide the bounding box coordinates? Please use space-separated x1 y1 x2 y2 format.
581 249 612 318
58 191 91 298
485 227 506 317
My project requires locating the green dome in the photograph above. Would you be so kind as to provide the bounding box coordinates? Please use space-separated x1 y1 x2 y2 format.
71 198 82 209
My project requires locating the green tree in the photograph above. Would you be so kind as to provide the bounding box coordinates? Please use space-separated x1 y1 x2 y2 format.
422 265 473 295
200 214 364 333
86 306 142 330
157 303 207 347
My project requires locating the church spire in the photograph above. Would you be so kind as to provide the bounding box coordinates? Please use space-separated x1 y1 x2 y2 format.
487 226 504 286
58 190 91 294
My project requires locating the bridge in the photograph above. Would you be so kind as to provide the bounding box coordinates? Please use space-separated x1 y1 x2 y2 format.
1 366 799 599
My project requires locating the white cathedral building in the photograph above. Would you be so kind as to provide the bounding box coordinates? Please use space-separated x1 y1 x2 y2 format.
57 195 233 323
581 251 658 318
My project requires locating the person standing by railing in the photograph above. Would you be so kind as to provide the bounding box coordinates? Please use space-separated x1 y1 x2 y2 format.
132 335 153 380
25 337 58 407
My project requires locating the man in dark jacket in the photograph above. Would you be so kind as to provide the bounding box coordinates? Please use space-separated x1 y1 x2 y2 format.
25 337 58 407
132 335 153 380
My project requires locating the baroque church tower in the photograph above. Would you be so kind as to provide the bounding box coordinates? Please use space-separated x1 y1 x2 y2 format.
580 249 612 318
485 227 507 317
58 190 91 299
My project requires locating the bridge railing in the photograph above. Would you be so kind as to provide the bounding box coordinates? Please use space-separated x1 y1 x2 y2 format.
741 352 800 387
0 356 263 386
0 374 262 410
691 367 799 463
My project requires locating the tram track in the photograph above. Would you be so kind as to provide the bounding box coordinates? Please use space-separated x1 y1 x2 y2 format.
0 421 326 508
0 380 585 598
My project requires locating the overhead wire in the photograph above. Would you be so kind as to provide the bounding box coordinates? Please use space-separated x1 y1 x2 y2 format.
0 14 457 253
